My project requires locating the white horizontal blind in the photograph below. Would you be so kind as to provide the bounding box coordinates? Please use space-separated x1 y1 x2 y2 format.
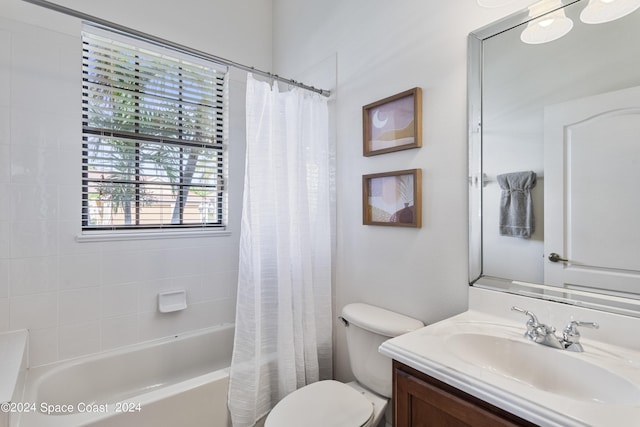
81 27 228 230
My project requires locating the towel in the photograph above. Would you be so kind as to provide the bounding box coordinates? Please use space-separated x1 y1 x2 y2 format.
497 171 537 238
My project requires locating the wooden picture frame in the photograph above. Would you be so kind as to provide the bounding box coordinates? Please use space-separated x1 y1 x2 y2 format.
363 169 422 227
363 87 422 156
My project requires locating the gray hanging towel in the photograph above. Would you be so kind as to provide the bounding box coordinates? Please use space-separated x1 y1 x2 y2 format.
497 171 537 238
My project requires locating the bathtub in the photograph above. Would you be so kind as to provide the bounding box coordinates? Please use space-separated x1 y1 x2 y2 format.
15 324 234 427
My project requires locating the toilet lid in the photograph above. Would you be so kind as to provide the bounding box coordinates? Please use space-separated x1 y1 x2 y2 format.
266 380 374 427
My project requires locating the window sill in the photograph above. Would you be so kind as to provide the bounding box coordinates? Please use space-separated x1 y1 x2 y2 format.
76 228 231 243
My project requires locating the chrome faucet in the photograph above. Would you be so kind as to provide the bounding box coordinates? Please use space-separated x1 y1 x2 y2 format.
562 320 599 352
511 306 599 352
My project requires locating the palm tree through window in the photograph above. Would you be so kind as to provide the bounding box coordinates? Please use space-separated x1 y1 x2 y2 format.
81 27 227 230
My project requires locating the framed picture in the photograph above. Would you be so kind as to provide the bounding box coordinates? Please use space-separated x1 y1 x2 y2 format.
362 87 422 156
363 169 422 227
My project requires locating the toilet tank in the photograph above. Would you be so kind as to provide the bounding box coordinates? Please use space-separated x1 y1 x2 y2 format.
341 303 424 398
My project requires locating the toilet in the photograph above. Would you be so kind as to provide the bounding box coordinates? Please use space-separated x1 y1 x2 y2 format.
265 303 424 427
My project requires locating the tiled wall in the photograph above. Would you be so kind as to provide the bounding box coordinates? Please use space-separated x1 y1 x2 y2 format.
0 17 245 367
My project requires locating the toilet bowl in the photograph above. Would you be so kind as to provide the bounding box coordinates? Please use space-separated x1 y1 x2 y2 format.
264 303 424 427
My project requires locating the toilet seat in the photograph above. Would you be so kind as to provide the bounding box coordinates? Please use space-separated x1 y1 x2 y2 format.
265 380 374 427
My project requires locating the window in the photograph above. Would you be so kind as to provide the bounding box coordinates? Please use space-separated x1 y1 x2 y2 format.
81 26 227 231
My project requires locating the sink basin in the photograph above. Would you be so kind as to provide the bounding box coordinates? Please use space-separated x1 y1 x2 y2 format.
379 308 640 426
445 333 640 405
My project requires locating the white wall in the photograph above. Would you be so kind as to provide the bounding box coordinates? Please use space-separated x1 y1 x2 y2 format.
271 0 537 382
0 0 271 366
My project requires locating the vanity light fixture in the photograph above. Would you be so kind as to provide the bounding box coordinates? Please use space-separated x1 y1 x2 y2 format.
520 0 574 44
580 0 640 24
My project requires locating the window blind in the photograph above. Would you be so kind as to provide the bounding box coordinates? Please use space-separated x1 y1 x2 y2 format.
81 27 228 231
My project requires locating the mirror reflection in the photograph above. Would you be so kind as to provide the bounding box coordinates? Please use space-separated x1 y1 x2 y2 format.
469 0 640 314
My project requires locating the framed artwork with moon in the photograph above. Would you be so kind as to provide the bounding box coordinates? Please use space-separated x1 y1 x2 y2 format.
362 87 422 156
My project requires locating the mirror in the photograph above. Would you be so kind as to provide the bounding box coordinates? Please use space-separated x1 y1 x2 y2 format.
468 0 640 316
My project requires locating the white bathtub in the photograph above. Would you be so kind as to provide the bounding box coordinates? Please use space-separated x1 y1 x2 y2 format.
15 324 234 427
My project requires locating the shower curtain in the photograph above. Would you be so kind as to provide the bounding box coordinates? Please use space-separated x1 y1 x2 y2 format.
228 74 333 427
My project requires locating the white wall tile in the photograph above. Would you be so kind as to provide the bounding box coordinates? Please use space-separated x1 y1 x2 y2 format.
138 275 201 313
29 327 59 367
101 283 138 318
9 256 59 296
0 259 7 298
10 184 58 221
10 30 63 112
58 253 101 289
0 298 8 332
58 321 100 360
0 143 10 183
10 145 59 185
101 314 139 351
57 185 81 223
53 114 81 149
206 243 241 271
0 29 9 108
138 249 196 282
57 220 101 256
171 247 209 275
0 221 9 258
140 299 235 339
137 298 234 341
137 310 185 342
191 269 236 303
11 108 66 148
101 250 145 286
0 106 11 156
2 9 243 366
10 220 58 257
190 298 237 330
58 287 100 325
57 149 81 185
10 293 57 330
0 184 10 220
54 30 80 87
96 237 162 254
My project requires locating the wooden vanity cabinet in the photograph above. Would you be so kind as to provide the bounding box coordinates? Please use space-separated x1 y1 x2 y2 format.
393 360 538 427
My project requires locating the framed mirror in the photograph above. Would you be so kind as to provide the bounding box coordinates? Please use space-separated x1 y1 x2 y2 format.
468 0 640 316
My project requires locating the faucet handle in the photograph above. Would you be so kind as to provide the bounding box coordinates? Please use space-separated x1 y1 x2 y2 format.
563 320 599 336
511 307 545 342
511 306 539 326
562 320 599 352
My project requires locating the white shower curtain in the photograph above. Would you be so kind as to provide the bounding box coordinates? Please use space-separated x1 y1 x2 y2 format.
228 74 333 427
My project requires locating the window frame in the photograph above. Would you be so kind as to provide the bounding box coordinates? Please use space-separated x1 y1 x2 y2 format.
81 26 228 234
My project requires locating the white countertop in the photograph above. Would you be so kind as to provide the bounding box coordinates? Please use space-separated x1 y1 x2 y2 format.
379 290 640 427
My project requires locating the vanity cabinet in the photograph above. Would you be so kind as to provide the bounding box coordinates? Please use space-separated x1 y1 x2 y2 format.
393 361 537 427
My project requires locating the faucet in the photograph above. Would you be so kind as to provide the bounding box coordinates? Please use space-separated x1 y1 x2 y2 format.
562 320 600 352
511 307 599 352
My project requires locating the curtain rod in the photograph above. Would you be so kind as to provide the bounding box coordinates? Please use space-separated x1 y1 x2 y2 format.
21 0 331 97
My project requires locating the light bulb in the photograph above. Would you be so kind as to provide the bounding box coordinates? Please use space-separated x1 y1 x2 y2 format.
580 0 640 24
520 3 574 44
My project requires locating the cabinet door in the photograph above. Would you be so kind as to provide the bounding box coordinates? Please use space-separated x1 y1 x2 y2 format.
394 363 535 427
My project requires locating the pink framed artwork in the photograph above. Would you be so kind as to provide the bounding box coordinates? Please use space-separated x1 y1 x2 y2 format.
362 88 422 156
362 169 422 228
